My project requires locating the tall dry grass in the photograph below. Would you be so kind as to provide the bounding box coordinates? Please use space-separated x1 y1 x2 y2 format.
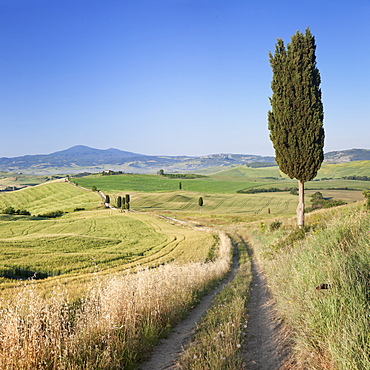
0 232 232 369
247 203 370 369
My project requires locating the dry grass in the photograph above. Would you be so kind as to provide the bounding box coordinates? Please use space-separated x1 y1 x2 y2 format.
246 203 370 369
0 232 232 369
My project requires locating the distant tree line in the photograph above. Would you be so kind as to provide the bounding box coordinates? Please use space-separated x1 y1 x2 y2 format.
2 206 30 215
245 162 277 168
70 172 92 178
37 210 64 218
157 169 206 179
1 207 65 218
164 173 207 179
0 186 21 192
342 175 370 181
237 187 298 194
102 170 125 176
238 186 360 194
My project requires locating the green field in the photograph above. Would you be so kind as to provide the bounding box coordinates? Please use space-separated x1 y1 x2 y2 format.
73 162 370 195
0 210 216 283
0 181 102 214
0 181 219 293
69 164 367 220
130 191 300 215
73 172 279 194
0 162 368 288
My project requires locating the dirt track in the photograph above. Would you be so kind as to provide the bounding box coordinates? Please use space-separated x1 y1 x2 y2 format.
138 234 292 370
242 251 292 369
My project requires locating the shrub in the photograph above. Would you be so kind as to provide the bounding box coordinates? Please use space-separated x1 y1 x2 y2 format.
363 190 370 210
3 206 16 214
269 220 282 231
38 210 64 218
2 207 30 216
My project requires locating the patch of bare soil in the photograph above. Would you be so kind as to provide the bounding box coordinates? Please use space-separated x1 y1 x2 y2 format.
242 252 294 369
138 250 238 370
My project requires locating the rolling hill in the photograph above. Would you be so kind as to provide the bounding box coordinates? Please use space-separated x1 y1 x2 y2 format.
0 146 369 174
0 145 275 174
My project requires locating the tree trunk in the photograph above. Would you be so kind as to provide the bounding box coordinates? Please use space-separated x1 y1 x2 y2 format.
297 180 305 228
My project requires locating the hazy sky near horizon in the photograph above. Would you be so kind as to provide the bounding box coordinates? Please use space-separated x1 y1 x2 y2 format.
1 0 369 158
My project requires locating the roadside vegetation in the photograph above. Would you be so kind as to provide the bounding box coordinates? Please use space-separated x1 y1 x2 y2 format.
0 232 232 369
246 202 370 369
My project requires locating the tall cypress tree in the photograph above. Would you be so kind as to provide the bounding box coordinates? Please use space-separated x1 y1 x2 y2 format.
268 28 324 227
117 196 122 208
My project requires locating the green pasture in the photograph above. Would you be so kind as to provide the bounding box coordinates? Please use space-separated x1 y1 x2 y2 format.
74 171 293 195
317 160 370 178
73 161 370 197
129 191 298 215
0 181 102 214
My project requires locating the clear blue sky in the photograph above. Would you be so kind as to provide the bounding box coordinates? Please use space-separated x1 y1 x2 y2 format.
1 0 369 158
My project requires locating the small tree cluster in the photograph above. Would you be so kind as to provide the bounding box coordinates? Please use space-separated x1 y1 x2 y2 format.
306 192 347 212
37 210 64 218
2 207 30 216
116 194 131 211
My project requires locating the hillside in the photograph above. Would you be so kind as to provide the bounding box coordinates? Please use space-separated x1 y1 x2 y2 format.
1 146 369 175
0 146 275 174
324 148 370 162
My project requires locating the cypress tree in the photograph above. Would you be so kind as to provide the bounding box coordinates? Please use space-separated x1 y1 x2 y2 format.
125 194 130 211
117 196 122 208
268 28 324 227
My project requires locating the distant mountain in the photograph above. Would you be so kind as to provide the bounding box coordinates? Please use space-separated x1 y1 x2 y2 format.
0 146 275 174
0 146 144 171
324 149 370 162
1 146 368 174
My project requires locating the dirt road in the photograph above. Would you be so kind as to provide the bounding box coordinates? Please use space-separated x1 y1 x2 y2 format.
242 252 293 369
